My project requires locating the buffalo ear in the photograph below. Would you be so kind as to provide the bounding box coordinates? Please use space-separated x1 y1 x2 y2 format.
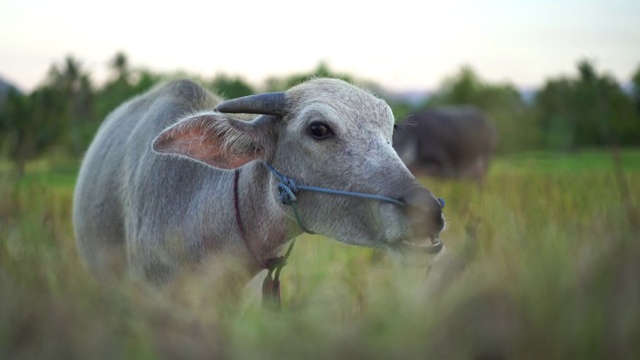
152 112 268 169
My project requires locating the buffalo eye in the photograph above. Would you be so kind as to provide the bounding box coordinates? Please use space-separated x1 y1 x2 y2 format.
308 121 334 140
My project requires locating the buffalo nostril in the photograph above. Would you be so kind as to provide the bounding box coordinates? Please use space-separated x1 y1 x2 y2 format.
399 187 445 236
434 210 445 233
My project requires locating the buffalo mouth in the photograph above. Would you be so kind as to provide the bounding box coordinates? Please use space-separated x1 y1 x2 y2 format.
395 236 444 255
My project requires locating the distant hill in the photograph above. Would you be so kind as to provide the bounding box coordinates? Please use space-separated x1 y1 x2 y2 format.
0 77 23 104
381 89 432 107
519 87 537 104
0 78 24 117
384 87 539 107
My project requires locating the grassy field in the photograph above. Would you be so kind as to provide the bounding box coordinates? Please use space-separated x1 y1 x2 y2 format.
1 149 639 359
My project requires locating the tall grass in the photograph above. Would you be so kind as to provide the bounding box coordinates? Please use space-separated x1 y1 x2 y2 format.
1 150 639 359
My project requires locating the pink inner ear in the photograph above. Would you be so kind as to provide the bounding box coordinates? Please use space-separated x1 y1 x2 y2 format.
153 117 260 170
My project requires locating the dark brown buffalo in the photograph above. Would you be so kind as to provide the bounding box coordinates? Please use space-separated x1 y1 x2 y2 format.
393 106 498 183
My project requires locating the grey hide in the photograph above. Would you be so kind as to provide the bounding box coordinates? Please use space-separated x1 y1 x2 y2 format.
73 78 446 288
393 106 498 183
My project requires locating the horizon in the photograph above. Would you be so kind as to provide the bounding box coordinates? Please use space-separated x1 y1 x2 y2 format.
1 0 639 93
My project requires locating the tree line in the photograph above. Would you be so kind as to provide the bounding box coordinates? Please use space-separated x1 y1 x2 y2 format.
1 52 639 174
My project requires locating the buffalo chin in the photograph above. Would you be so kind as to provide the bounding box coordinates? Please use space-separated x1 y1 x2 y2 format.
386 238 446 267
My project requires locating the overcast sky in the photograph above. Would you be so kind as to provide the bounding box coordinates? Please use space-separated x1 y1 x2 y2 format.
1 0 639 92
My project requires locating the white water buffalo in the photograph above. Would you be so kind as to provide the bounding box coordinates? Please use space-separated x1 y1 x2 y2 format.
393 106 498 183
73 78 445 290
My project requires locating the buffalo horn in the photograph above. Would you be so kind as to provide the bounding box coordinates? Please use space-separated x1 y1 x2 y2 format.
214 92 287 116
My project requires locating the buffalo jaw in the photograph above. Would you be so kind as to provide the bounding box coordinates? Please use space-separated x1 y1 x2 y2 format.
387 235 445 267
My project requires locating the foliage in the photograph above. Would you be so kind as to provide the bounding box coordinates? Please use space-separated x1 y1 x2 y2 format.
263 62 356 92
44 55 99 155
0 54 98 168
94 52 160 121
387 100 415 125
1 150 638 358
1 53 639 172
535 60 640 150
0 84 68 174
630 64 640 114
208 73 256 99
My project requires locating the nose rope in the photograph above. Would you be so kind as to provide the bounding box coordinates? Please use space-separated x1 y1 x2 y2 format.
265 162 409 234
266 163 405 206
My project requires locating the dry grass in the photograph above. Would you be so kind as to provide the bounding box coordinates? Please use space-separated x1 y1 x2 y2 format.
1 150 639 359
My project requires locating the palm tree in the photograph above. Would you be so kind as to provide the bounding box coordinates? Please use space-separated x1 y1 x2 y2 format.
109 51 131 84
44 55 95 153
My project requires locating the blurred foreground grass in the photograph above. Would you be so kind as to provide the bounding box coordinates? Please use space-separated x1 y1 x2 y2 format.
1 150 639 359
